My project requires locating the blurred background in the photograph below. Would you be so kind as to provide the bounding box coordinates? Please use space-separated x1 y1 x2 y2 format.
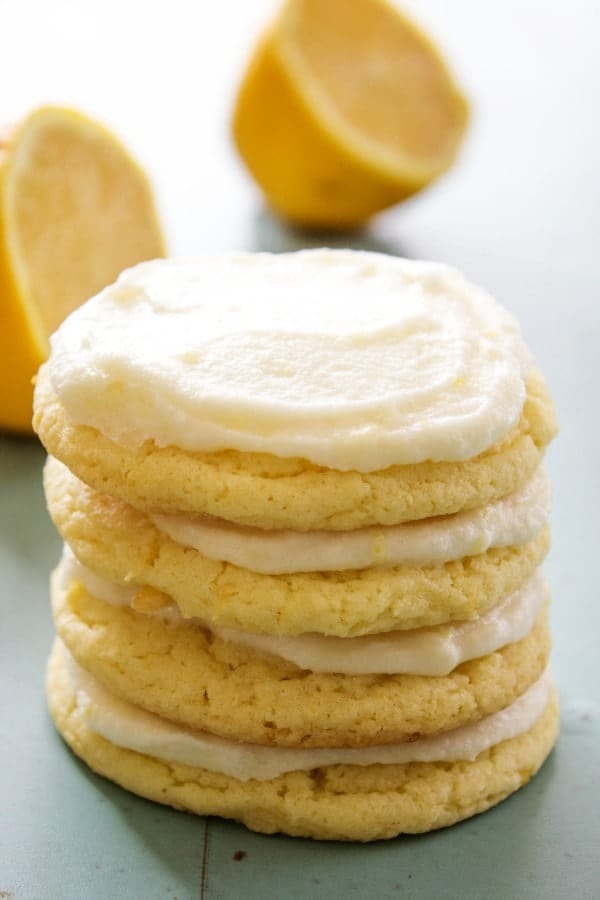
1 0 597 269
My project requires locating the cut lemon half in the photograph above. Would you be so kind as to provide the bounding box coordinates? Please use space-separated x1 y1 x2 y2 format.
233 0 469 227
0 106 165 433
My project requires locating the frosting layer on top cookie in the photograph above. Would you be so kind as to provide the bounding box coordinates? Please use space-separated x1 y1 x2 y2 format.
48 250 531 471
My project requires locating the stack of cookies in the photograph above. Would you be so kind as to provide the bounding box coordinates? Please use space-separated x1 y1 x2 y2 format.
33 250 558 842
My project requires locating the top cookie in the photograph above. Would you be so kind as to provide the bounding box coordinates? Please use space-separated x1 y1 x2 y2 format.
33 251 557 529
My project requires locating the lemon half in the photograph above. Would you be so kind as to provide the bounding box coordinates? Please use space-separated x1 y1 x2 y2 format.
233 0 469 227
0 106 165 433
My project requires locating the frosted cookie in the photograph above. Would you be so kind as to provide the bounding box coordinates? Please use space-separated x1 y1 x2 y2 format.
52 565 552 748
34 362 555 531
58 547 549 676
38 250 560 840
45 457 550 636
33 252 558 531
47 640 559 841
153 467 552 574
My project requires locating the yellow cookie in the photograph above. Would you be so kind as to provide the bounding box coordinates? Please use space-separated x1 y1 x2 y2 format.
53 571 551 748
47 640 559 841
34 365 556 531
45 456 550 636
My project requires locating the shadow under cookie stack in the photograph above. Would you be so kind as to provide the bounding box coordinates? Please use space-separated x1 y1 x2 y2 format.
34 250 559 842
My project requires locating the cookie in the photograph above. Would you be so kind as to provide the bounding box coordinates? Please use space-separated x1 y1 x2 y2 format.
47 639 559 841
37 251 560 840
52 570 552 748
34 363 556 531
45 456 550 636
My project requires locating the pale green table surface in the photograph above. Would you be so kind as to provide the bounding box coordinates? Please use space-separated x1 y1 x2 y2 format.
1 1 600 897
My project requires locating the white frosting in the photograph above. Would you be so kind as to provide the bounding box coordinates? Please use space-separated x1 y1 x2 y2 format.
152 468 550 574
58 547 138 606
215 575 546 675
65 647 553 782
58 548 546 676
48 251 531 471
